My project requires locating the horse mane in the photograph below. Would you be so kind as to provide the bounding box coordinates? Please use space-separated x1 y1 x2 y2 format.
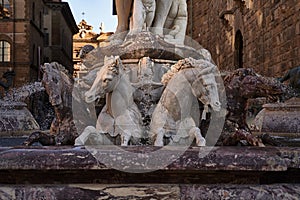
223 68 258 86
104 56 125 76
50 62 70 76
47 62 74 85
161 57 217 86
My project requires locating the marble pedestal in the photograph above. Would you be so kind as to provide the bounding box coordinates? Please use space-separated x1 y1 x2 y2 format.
254 98 300 134
0 100 40 135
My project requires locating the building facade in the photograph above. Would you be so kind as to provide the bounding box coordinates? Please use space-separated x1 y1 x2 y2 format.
73 19 113 78
187 0 300 77
0 0 78 93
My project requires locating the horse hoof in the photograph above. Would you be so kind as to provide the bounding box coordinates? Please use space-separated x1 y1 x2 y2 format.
22 141 31 146
196 138 206 147
154 140 164 147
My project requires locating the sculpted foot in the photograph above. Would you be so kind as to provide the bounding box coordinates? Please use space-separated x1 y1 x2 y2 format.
196 136 206 147
190 127 206 147
154 139 164 147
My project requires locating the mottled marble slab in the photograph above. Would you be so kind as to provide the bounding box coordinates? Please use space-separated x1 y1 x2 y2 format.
0 146 299 171
0 184 299 200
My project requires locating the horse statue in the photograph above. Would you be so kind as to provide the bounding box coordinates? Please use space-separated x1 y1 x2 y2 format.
150 58 222 146
23 62 78 146
221 68 286 146
75 56 143 146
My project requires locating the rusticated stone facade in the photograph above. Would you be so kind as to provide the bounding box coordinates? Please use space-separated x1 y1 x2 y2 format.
187 0 300 77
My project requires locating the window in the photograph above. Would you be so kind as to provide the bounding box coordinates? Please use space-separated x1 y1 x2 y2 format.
0 40 11 62
234 30 243 69
0 0 10 18
32 2 35 21
39 11 42 29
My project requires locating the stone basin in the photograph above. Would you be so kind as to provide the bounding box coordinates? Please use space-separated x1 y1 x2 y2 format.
254 98 300 134
0 100 40 135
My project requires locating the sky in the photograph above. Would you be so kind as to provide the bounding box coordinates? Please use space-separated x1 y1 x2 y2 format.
63 0 117 33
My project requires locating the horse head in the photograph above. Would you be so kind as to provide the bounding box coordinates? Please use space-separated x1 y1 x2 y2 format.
192 66 221 113
85 56 123 103
235 68 285 98
41 62 71 107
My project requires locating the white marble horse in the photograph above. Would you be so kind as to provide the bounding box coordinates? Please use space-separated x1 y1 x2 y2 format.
150 58 221 146
75 56 143 146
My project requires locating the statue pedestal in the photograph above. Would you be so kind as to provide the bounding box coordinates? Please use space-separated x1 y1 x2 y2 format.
0 100 40 135
254 98 300 134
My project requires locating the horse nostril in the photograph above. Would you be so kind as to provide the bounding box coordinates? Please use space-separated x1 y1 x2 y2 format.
215 101 221 107
103 75 113 83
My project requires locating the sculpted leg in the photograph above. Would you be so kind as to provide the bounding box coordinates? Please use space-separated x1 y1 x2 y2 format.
115 0 133 33
145 0 156 29
164 0 187 45
173 0 187 43
152 0 173 36
146 10 155 31
190 127 206 147
164 0 178 29
154 128 165 146
130 0 145 34
75 126 98 146
121 131 131 146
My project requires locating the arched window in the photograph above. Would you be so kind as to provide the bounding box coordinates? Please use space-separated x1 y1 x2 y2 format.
0 40 11 62
0 0 10 18
234 30 243 69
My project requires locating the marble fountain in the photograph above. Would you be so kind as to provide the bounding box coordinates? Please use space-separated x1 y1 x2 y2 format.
0 0 299 199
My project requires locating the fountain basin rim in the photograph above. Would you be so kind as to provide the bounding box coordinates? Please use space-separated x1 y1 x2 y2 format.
263 103 300 111
0 146 299 172
0 100 27 109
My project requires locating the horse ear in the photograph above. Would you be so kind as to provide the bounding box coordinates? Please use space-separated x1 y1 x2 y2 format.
114 56 122 70
115 56 121 65
40 64 47 73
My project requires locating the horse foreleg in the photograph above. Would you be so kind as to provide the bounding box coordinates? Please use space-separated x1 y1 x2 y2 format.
190 127 206 146
154 128 165 147
23 131 56 146
121 131 131 146
75 126 97 146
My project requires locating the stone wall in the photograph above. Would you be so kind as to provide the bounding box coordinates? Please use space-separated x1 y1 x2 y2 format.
187 0 300 77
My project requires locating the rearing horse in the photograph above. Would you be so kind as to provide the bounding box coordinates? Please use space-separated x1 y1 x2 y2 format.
24 62 78 146
150 58 221 146
80 56 143 146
